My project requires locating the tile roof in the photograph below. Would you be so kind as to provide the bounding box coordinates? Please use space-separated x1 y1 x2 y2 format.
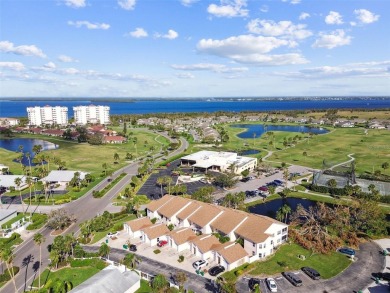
142 223 169 240
126 217 153 232
235 214 281 243
210 208 248 235
191 234 220 253
216 243 248 264
168 227 197 245
176 202 202 220
188 204 223 227
146 195 174 212
158 196 191 219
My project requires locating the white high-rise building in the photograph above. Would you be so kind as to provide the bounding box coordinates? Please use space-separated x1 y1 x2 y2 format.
73 105 110 125
27 106 68 126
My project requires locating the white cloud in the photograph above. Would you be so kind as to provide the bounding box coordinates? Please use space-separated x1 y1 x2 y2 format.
0 62 25 71
0 41 46 58
171 63 248 73
299 12 310 20
118 0 136 10
197 35 308 66
282 0 301 4
58 55 78 63
44 62 56 69
155 29 178 40
247 19 312 40
180 0 199 7
325 11 343 25
207 0 248 18
127 28 148 38
68 21 110 30
64 0 86 8
354 9 380 24
175 72 195 79
312 29 352 49
260 5 268 13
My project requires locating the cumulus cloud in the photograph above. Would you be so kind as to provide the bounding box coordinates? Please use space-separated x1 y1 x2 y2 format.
247 19 312 40
325 11 343 25
299 12 310 20
44 62 56 69
171 63 248 73
64 0 86 8
68 20 110 30
354 9 380 24
175 72 195 79
0 61 25 71
180 0 199 7
197 35 308 66
58 55 78 63
118 0 136 10
0 41 46 58
207 0 249 18
155 29 178 40
312 29 352 49
260 5 268 13
127 28 148 38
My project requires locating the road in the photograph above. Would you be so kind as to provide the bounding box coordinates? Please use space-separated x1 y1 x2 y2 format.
1 135 188 293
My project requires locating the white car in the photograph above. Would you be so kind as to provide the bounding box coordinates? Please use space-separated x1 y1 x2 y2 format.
266 278 278 292
107 232 119 238
193 260 209 270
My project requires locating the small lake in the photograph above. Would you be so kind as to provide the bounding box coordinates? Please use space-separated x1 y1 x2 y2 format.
232 124 329 138
0 138 58 166
249 198 320 220
239 149 260 156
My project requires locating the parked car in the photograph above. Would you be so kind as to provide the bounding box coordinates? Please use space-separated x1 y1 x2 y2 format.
266 278 278 292
157 240 168 247
282 272 303 287
372 272 390 281
129 244 137 252
301 267 321 280
338 247 355 256
240 177 250 182
107 232 119 238
259 186 268 191
273 179 283 184
193 259 209 270
248 278 260 291
208 265 225 276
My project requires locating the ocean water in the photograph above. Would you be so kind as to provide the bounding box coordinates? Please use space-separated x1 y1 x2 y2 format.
0 98 389 117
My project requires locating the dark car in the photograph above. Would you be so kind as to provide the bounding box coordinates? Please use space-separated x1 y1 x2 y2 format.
248 278 261 291
241 177 250 182
302 267 321 280
338 247 355 256
259 186 268 191
273 179 283 184
129 244 137 252
282 272 303 287
208 265 225 276
372 272 390 281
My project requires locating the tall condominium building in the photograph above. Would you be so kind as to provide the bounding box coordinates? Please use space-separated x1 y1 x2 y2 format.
73 105 110 125
27 106 68 126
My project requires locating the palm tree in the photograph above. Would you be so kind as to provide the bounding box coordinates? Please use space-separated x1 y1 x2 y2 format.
113 153 120 163
32 144 42 156
102 163 108 176
33 233 45 288
132 137 138 156
14 177 26 213
122 253 141 269
25 176 33 205
25 152 32 175
164 176 173 194
0 247 17 292
281 204 292 223
156 176 165 196
99 243 110 259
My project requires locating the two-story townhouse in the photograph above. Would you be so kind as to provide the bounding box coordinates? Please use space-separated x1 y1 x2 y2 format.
235 214 288 262
154 196 192 226
124 217 153 238
190 234 221 260
176 201 203 228
146 195 173 219
209 209 248 241
167 227 197 252
214 242 249 271
187 204 224 235
141 223 170 246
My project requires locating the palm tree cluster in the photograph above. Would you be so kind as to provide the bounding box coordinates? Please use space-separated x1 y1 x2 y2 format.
49 234 77 269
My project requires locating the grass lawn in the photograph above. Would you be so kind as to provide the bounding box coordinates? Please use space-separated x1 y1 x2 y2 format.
1 213 25 229
33 267 101 289
135 279 153 293
248 243 351 279
90 214 137 244
0 233 23 249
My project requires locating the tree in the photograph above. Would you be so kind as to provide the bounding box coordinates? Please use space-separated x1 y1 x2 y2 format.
174 271 188 292
0 247 17 292
382 162 389 171
14 177 26 213
327 179 337 190
25 151 32 175
122 253 141 269
151 274 168 293
268 185 276 195
302 151 307 161
214 173 237 189
32 144 43 156
33 233 45 288
114 152 120 163
192 186 215 203
99 242 110 259
25 176 33 206
156 176 165 196
126 152 133 160
102 163 108 176
280 204 292 223
47 208 76 231
241 169 249 178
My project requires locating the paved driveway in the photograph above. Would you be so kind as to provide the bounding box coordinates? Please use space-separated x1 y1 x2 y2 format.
237 241 385 293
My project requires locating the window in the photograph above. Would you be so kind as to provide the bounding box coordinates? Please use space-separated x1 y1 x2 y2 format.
264 244 266 248
277 230 281 235
252 251 255 256
277 238 281 243
271 240 273 245
282 227 287 233
258 244 262 249
258 253 262 258
253 243 255 247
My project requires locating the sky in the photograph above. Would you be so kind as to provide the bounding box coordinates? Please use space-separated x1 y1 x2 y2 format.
0 0 389 98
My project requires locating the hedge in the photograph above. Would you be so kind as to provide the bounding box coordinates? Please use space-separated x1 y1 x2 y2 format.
26 213 47 230
0 266 19 283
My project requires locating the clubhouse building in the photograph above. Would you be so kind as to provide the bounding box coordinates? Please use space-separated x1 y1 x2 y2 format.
180 151 257 175
125 195 288 271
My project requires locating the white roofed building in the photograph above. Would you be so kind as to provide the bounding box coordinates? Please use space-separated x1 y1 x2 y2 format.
41 170 88 185
27 106 68 126
0 175 27 190
180 151 257 174
73 105 110 125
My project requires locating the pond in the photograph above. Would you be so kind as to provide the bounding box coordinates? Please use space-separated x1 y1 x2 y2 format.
248 197 320 220
0 138 59 166
232 124 329 139
239 149 260 156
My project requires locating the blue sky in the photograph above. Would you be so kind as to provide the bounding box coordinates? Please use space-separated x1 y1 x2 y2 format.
0 0 389 97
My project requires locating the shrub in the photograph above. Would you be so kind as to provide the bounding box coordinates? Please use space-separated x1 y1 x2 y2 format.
151 218 157 224
26 214 47 230
153 249 161 254
178 255 184 263
0 266 19 283
168 224 174 231
112 223 123 232
235 269 243 276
